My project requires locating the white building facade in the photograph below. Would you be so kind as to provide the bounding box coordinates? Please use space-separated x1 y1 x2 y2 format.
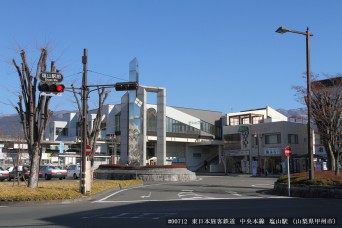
222 106 309 175
46 102 223 171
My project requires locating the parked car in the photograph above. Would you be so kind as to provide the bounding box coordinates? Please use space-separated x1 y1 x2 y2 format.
6 166 14 172
67 164 80 179
0 167 9 181
39 165 67 180
8 165 42 181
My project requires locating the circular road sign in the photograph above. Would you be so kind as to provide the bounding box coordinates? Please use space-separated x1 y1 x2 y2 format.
285 146 291 157
86 144 91 156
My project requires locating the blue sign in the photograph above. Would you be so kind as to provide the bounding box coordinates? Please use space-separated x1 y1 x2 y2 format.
59 142 64 154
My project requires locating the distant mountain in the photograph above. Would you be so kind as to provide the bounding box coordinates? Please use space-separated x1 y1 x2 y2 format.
277 108 307 118
0 114 23 137
0 111 70 138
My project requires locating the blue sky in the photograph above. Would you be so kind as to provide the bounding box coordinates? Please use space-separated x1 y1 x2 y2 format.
1 0 341 115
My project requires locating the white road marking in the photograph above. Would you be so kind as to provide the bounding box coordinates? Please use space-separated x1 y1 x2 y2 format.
94 196 288 204
93 182 286 204
94 183 165 203
140 192 151 198
226 191 242 197
251 183 274 187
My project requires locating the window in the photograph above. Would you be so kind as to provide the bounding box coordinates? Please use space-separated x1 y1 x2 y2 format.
229 117 240 126
223 133 241 150
115 114 120 132
100 121 106 130
242 117 250 124
252 116 263 124
265 134 281 144
76 122 81 137
288 134 298 144
56 128 68 136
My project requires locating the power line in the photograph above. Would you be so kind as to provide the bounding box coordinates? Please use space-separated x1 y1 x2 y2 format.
63 71 83 78
88 69 127 81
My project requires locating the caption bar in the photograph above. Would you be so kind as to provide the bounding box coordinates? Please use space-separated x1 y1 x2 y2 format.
166 217 337 225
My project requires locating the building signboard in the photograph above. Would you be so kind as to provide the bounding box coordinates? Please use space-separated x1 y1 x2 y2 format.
264 147 281 156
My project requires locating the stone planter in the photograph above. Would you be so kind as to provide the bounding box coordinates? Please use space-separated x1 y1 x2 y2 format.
273 182 342 198
95 167 197 182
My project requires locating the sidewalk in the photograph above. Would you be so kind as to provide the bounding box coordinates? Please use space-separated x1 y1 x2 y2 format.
196 171 281 178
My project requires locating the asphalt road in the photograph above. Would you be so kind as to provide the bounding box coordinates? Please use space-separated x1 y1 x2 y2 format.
0 175 341 228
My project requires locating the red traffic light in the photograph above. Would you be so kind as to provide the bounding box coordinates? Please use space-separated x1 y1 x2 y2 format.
56 84 65 92
38 83 65 92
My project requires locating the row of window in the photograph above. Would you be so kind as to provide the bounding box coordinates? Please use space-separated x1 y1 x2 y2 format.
224 133 299 145
229 115 264 126
53 114 222 139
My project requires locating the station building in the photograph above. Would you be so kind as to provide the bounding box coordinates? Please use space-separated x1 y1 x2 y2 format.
47 103 223 170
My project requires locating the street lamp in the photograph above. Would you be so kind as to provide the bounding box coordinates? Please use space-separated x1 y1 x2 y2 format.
276 26 314 180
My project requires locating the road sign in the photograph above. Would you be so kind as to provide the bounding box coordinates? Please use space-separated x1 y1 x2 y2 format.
40 72 64 82
86 144 91 156
59 142 64 154
285 146 291 157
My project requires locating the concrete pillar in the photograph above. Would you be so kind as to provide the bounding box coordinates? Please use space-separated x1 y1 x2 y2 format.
156 88 166 165
137 87 147 166
120 93 129 164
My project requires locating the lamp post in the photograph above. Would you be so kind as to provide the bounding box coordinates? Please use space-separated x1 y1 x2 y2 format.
276 26 314 180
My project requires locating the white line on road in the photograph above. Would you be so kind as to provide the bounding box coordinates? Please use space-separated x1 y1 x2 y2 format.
251 184 274 187
93 183 165 203
93 196 288 204
140 192 151 198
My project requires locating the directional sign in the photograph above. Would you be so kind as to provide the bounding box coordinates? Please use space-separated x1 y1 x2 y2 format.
40 72 64 82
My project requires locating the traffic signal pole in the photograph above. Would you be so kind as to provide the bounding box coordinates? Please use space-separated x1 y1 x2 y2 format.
77 48 137 195
81 48 88 195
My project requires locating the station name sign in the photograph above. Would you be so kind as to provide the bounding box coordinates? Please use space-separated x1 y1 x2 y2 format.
40 72 64 82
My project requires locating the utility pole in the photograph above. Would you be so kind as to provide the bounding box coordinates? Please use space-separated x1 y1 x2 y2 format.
81 48 88 195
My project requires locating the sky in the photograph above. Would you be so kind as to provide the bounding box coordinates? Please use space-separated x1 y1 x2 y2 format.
1 0 341 115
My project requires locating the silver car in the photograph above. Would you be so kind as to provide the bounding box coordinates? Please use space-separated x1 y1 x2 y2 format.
67 164 80 179
39 165 67 180
0 167 9 181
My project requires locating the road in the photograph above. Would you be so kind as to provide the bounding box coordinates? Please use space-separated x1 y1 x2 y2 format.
0 175 341 228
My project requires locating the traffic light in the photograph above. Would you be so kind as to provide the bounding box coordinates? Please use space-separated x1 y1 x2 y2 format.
115 82 138 91
38 82 65 93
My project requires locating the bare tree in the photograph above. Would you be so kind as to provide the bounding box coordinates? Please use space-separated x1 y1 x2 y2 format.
71 84 109 178
12 49 52 188
294 74 342 175
311 76 342 175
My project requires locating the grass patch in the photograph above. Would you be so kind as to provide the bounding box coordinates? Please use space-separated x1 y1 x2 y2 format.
0 179 143 202
276 171 342 186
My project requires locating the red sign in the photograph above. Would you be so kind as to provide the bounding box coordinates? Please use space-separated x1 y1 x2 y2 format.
86 144 91 156
285 146 291 157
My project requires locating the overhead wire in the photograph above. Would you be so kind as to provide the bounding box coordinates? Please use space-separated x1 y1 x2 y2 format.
87 69 127 82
